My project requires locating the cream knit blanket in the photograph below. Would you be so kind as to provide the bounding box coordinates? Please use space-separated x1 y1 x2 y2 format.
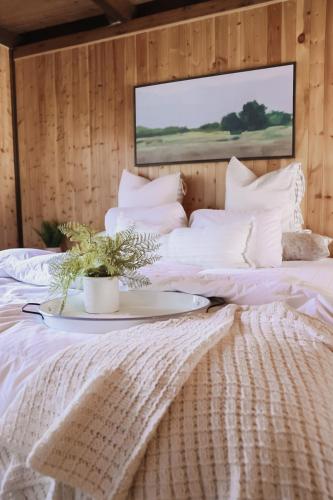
1 303 333 499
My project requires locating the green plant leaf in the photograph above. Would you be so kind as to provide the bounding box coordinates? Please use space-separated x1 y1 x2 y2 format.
34 220 64 247
49 223 161 312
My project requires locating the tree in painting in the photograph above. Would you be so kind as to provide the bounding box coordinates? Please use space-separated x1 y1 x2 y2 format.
239 101 268 131
221 112 244 135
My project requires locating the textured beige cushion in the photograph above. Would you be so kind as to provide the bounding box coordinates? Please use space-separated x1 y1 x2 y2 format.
282 232 330 260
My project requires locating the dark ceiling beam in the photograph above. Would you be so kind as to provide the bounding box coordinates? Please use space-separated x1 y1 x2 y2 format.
17 16 109 46
14 0 288 60
136 0 205 17
0 26 20 47
91 0 136 22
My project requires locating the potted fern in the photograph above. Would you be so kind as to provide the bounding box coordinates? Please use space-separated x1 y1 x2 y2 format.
34 220 64 252
50 222 160 314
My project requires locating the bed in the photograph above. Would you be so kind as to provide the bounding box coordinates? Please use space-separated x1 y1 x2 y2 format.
1 252 333 499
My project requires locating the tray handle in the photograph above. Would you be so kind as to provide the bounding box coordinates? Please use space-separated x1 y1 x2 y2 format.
22 302 44 320
206 297 225 312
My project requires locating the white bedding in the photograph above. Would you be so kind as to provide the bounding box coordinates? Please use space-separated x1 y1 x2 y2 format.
1 251 333 497
1 252 333 422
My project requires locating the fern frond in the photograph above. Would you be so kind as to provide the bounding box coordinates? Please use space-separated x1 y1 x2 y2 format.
49 223 161 312
59 222 95 243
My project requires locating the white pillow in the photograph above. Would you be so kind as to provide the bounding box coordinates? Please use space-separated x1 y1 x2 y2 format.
116 212 175 235
105 202 188 236
190 208 282 267
159 223 253 268
118 170 184 208
226 157 305 232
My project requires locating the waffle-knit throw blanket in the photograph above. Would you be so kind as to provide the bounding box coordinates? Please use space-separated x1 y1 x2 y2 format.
1 303 333 499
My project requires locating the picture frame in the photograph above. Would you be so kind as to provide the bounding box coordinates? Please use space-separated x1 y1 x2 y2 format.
134 62 296 167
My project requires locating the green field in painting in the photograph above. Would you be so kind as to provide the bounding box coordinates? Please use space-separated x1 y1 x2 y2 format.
136 125 293 164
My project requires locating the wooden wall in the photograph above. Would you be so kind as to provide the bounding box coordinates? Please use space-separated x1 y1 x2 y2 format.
14 0 333 247
0 45 17 249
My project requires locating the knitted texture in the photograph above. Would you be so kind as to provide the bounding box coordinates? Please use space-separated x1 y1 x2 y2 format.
0 306 236 499
1 303 333 499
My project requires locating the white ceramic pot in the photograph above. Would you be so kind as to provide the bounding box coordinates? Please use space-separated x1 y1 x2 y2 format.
83 277 119 314
47 247 62 253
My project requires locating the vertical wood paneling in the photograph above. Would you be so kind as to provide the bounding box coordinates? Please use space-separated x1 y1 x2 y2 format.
214 14 229 209
307 0 327 233
55 50 75 223
19 57 42 245
14 0 333 246
323 0 333 235
295 0 311 226
0 45 17 249
266 2 282 174
243 7 268 177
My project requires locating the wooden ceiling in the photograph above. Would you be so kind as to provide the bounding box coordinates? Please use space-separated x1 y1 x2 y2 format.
0 0 212 47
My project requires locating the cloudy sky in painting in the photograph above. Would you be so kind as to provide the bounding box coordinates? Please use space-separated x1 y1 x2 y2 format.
135 64 294 129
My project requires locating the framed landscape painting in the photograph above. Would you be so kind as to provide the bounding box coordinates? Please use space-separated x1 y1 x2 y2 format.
134 62 295 166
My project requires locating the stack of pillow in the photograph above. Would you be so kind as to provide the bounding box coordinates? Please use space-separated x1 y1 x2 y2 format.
104 159 330 269
105 170 188 236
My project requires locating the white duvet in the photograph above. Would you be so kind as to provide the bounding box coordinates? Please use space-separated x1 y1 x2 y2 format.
1 249 333 422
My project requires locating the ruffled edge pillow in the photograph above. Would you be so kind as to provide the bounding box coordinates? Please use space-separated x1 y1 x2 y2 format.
226 156 305 233
190 208 282 268
159 223 253 269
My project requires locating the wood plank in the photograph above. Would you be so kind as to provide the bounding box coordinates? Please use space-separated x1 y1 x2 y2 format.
135 32 149 181
14 0 288 60
166 23 192 204
323 0 333 235
0 45 17 248
8 49 23 246
186 19 215 214
88 42 107 230
306 0 326 233
113 38 127 204
124 36 136 173
279 0 295 173
295 0 311 228
279 0 294 174
213 14 229 209
38 54 58 225
14 59 27 244
74 46 93 226
242 5 268 177
267 2 282 65
214 10 228 74
54 49 75 225
266 1 282 173
104 40 119 210
142 27 169 181
19 57 42 246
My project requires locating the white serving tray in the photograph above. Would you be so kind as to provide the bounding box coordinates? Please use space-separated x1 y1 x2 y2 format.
22 291 211 334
